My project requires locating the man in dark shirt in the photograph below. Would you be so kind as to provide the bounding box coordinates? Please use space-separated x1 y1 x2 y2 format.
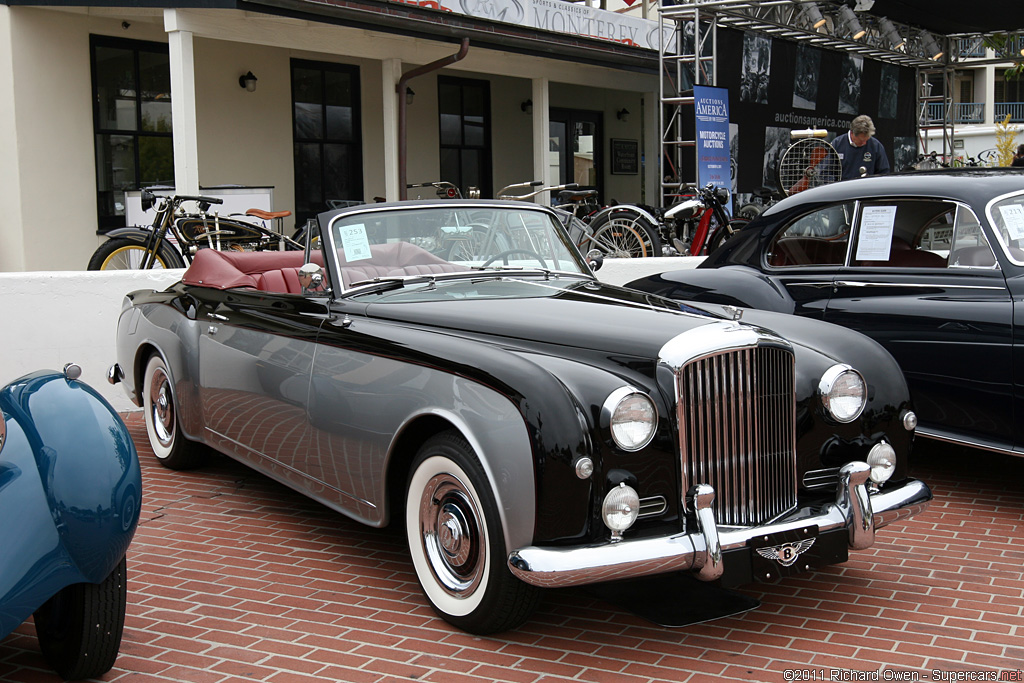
832 115 891 179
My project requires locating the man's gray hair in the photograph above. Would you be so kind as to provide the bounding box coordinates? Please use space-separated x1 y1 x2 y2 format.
851 115 876 136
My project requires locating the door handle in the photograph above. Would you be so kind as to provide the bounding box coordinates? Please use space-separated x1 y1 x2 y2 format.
207 312 228 321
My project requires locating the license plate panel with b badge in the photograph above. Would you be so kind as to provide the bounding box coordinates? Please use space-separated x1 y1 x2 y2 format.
749 525 848 582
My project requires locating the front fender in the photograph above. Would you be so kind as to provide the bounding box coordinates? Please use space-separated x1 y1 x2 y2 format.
0 370 141 636
628 265 798 313
103 226 155 244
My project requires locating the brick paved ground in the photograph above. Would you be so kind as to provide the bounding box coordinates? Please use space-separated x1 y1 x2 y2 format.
1 413 1022 683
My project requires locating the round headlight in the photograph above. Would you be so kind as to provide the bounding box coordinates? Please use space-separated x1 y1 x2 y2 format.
603 388 657 451
602 483 640 535
867 441 896 483
819 364 866 423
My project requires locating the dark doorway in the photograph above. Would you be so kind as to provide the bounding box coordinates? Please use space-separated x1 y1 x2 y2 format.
291 59 363 229
550 109 604 202
438 76 492 198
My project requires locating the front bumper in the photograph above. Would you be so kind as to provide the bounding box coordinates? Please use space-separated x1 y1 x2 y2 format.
507 462 932 588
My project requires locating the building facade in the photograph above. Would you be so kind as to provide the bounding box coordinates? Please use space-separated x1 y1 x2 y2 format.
0 1 664 271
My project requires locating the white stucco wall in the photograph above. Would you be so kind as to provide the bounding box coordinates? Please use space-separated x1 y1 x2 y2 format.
0 257 698 413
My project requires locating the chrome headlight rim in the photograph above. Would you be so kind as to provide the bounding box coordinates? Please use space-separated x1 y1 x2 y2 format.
601 387 658 452
819 364 866 424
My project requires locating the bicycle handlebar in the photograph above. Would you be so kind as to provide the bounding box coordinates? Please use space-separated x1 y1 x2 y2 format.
497 181 578 200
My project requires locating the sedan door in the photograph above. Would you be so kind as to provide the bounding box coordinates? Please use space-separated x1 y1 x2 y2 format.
760 201 856 317
824 200 1014 449
195 290 328 470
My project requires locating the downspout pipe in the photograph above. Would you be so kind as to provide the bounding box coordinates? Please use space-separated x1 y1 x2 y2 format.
397 38 470 200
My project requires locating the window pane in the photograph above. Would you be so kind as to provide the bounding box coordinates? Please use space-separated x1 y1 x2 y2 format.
463 85 484 116
95 46 137 132
461 149 480 191
325 71 353 140
463 115 485 147
324 144 356 201
139 136 175 186
440 113 461 145
768 204 851 266
139 51 172 132
293 68 323 139
294 143 322 216
440 147 459 186
95 134 136 219
438 82 460 114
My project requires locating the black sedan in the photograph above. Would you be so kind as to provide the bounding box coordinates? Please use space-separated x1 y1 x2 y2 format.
628 169 1024 457
109 198 930 634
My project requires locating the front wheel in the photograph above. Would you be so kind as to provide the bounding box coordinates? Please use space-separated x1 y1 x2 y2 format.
707 218 750 253
405 431 540 634
88 237 184 270
143 355 205 470
587 210 662 257
33 556 127 680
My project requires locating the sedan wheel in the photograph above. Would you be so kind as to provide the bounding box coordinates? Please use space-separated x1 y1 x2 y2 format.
405 431 539 634
143 355 204 470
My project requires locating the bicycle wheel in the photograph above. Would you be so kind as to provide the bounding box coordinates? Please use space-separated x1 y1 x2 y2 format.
87 237 185 270
587 210 662 258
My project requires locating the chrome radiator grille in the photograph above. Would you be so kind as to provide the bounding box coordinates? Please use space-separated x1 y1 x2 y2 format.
677 346 797 527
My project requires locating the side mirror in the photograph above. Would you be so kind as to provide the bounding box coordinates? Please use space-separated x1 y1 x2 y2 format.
298 262 324 292
586 249 604 272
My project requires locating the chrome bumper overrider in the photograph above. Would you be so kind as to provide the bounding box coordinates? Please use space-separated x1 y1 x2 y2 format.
507 462 932 588
107 363 123 385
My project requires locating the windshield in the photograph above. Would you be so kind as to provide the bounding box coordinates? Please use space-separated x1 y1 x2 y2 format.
988 191 1024 266
324 203 589 291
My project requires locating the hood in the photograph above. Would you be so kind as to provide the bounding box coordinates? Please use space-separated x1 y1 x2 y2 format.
359 277 744 358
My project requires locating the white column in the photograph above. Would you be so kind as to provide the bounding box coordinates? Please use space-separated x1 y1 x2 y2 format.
983 63 996 126
644 90 658 207
531 77 550 202
165 10 200 196
382 58 401 202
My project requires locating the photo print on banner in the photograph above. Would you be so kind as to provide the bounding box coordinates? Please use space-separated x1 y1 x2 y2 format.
838 54 864 114
793 44 821 110
740 33 772 105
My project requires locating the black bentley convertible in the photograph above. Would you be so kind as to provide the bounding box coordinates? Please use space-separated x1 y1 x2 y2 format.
628 169 1024 457
109 198 930 633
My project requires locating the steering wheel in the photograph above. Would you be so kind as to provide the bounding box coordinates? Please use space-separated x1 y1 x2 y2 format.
480 249 548 268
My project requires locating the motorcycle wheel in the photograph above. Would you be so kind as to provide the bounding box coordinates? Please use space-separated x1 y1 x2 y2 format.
706 218 750 253
88 237 185 270
587 210 662 257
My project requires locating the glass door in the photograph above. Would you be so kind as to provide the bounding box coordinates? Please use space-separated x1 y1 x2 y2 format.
549 109 603 201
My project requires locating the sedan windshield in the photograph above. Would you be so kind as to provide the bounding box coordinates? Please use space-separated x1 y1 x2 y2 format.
988 191 1024 266
325 204 589 291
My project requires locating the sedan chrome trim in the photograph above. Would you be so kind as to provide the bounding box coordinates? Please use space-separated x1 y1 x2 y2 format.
834 280 1005 291
508 463 931 588
916 428 1023 458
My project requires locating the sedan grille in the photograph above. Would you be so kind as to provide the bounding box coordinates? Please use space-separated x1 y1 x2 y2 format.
677 346 797 527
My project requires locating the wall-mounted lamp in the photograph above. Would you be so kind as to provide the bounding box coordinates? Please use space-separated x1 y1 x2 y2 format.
405 87 415 106
238 71 258 92
921 31 944 60
521 99 533 115
121 20 131 30
878 17 905 50
616 108 630 123
837 5 866 40
800 3 827 30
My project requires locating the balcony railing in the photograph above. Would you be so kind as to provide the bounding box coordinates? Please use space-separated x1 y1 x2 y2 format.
924 102 986 124
994 103 1024 123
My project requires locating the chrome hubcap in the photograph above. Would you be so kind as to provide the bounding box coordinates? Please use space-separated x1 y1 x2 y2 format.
420 473 484 596
149 369 174 447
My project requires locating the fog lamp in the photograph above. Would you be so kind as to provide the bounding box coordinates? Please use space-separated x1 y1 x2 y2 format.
602 483 639 540
867 441 896 483
819 364 866 423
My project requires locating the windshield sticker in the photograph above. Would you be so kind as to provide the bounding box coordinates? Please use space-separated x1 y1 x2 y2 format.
856 206 897 261
998 204 1024 241
340 224 372 261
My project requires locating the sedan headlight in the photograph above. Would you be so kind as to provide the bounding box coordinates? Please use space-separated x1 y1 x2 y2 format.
602 388 657 451
819 364 866 423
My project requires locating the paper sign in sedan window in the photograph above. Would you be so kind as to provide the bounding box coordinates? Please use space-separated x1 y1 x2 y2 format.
340 224 372 261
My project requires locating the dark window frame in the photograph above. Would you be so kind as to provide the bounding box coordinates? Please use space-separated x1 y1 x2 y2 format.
438 76 492 199
291 59 363 229
90 34 173 232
